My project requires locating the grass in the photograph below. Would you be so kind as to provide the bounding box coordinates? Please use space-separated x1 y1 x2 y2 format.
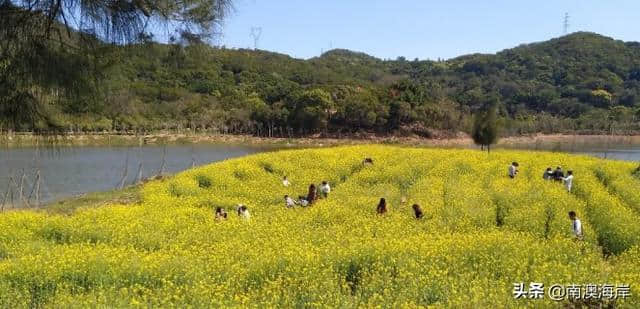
43 185 142 215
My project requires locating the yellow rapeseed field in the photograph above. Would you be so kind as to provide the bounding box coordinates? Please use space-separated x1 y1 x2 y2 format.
0 145 639 308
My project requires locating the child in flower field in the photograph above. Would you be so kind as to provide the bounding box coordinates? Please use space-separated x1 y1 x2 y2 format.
543 167 553 180
236 204 251 220
568 211 583 240
363 157 374 165
563 171 574 192
412 204 424 219
307 184 318 205
376 198 388 215
508 162 519 178
284 195 297 208
215 207 227 220
320 181 331 198
282 176 291 187
298 196 309 207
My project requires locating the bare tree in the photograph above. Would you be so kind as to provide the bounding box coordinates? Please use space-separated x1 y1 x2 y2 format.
135 162 144 184
158 145 167 177
1 176 12 211
118 151 130 189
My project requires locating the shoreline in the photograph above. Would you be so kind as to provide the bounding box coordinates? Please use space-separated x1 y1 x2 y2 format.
3 132 640 148
1 133 638 214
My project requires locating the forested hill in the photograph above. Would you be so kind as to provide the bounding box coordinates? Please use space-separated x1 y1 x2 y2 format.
9 32 640 136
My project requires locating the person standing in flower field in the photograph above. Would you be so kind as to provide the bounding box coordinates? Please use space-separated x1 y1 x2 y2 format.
376 198 388 215
282 176 291 187
543 167 554 180
563 171 574 192
553 166 565 182
307 184 318 205
320 181 331 198
284 195 297 208
568 211 583 240
508 162 519 178
412 204 424 219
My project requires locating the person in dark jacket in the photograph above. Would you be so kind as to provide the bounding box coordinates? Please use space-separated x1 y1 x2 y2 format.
553 166 565 182
307 184 318 205
376 198 387 215
412 204 424 219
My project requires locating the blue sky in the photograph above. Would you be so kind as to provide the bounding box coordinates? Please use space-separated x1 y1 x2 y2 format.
215 0 639 60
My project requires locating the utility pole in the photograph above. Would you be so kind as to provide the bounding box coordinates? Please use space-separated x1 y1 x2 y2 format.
250 27 262 50
563 12 570 34
322 41 333 55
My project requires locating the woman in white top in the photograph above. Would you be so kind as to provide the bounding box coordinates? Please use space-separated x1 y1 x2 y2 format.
284 195 297 208
563 171 574 192
236 204 251 220
320 181 331 198
508 162 519 178
568 210 582 240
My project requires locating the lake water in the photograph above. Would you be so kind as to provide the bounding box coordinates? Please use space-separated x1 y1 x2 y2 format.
0 141 638 205
495 140 640 161
0 144 274 205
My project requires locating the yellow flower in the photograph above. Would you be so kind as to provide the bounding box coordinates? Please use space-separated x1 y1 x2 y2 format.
0 145 638 307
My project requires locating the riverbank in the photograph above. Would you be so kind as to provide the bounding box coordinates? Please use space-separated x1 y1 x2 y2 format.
3 132 640 148
0 185 143 215
1 132 638 215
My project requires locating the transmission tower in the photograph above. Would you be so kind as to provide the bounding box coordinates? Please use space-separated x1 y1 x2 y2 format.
250 27 262 50
322 41 334 55
563 12 570 34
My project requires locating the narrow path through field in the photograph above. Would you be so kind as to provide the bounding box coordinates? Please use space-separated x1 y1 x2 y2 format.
571 165 640 255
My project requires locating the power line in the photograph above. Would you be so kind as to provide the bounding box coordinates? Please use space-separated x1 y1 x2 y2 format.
563 12 570 34
250 27 262 50
321 41 333 56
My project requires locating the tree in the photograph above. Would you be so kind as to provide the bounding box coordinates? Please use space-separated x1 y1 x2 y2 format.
334 86 387 131
1 0 232 131
587 89 613 108
294 89 334 135
472 98 500 153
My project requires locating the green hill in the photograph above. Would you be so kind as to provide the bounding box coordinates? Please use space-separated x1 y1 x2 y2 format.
4 32 640 135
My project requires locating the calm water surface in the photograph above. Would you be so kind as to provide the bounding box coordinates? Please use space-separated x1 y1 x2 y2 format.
0 144 275 203
1 141 638 204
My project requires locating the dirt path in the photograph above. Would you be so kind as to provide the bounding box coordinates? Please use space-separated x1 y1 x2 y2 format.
3 132 640 148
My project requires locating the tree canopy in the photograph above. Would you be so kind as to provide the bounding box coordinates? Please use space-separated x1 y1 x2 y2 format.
0 0 231 130
472 97 500 152
2 31 640 136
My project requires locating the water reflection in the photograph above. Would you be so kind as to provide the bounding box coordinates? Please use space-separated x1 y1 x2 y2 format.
0 144 273 204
